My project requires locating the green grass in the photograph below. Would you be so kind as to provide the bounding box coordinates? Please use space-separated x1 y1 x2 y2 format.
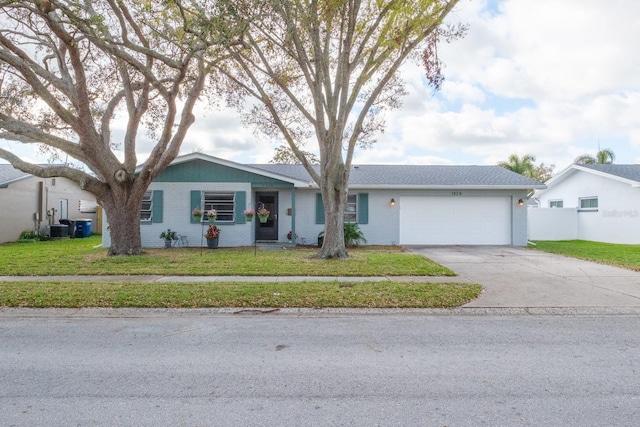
0 281 481 309
0 236 454 277
530 240 640 271
0 236 480 308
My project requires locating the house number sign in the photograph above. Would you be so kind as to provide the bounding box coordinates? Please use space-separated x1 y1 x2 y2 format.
451 191 462 196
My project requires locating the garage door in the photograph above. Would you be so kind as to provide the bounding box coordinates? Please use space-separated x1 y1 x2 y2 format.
399 196 512 245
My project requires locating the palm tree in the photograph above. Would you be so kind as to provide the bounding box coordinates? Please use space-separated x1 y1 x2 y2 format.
498 154 537 177
574 148 615 165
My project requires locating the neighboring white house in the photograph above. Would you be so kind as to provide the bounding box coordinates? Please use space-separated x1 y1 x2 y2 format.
529 164 640 244
102 153 545 248
0 164 99 243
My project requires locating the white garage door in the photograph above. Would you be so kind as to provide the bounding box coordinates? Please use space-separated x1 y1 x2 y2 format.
399 196 512 245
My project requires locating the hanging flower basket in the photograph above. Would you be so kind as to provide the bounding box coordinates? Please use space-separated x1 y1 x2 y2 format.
206 209 217 224
257 207 270 223
243 209 255 222
192 208 202 222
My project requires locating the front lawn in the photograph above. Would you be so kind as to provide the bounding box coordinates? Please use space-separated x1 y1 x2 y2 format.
0 236 455 277
530 240 640 271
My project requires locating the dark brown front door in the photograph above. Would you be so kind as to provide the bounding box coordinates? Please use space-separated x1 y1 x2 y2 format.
255 192 278 241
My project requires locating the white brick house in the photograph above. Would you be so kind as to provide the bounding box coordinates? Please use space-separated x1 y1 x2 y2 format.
102 153 544 248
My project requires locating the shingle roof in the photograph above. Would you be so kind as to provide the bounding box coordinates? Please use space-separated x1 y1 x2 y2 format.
251 164 545 188
578 164 640 183
0 164 31 187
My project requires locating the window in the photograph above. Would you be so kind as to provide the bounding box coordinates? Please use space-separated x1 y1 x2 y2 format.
579 197 598 210
549 200 563 208
344 194 358 223
141 191 152 221
203 192 235 222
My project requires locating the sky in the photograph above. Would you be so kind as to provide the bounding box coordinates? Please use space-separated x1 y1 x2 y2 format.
2 0 640 172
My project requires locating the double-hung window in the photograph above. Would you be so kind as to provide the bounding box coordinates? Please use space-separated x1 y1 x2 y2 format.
549 200 563 208
141 191 153 222
203 192 235 222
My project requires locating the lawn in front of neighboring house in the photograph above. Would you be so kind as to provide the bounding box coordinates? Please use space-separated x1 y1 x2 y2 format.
530 240 640 271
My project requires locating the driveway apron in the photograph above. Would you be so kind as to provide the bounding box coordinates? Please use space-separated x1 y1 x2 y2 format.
411 246 640 308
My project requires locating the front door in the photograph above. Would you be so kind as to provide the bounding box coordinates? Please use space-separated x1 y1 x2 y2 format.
255 192 278 241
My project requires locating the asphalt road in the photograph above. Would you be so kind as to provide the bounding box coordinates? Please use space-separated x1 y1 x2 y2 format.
1 311 639 426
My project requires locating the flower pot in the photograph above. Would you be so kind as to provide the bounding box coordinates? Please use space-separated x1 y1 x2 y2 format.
208 217 216 224
258 215 268 223
317 236 324 247
206 237 219 249
245 214 254 222
164 239 172 248
193 214 202 222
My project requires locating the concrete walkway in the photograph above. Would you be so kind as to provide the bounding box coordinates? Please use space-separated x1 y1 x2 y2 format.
410 246 640 308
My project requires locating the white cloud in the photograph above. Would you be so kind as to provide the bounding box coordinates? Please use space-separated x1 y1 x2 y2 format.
359 0 640 169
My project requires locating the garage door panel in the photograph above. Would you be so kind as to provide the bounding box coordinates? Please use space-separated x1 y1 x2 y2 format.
400 196 511 245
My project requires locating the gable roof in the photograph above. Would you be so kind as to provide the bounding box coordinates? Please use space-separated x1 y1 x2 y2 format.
539 164 640 194
0 164 32 188
252 164 546 189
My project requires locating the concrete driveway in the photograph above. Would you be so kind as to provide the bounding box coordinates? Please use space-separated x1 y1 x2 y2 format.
411 246 640 308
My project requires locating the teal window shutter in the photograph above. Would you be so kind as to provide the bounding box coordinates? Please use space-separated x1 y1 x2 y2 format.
358 193 368 224
190 190 201 223
152 190 163 223
315 193 325 224
235 191 246 224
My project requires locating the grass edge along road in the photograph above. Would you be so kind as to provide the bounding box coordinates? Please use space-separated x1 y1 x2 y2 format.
0 281 482 309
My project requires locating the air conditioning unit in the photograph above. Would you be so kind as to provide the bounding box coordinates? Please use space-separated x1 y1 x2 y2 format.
47 224 69 238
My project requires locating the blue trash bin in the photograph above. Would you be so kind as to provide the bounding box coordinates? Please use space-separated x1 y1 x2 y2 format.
75 219 92 238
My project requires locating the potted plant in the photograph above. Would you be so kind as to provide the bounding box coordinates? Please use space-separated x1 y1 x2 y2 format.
206 209 217 223
243 208 255 222
159 229 177 248
192 208 202 222
317 223 366 248
257 207 270 223
204 224 221 249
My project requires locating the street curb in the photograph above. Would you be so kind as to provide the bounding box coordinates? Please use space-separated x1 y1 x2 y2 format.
2 306 640 318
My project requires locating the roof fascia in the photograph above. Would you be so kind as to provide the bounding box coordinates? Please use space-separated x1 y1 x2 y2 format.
312 184 547 190
0 174 33 188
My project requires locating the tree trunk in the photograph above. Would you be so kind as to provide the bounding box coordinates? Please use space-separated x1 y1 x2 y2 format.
100 181 146 256
315 163 349 259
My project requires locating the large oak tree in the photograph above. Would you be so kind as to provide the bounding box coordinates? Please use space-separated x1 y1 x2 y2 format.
213 0 463 258
0 0 224 255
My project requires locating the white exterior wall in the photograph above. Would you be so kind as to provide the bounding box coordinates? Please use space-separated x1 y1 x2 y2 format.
293 189 529 246
528 208 578 240
0 175 98 243
291 189 400 246
534 172 640 244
